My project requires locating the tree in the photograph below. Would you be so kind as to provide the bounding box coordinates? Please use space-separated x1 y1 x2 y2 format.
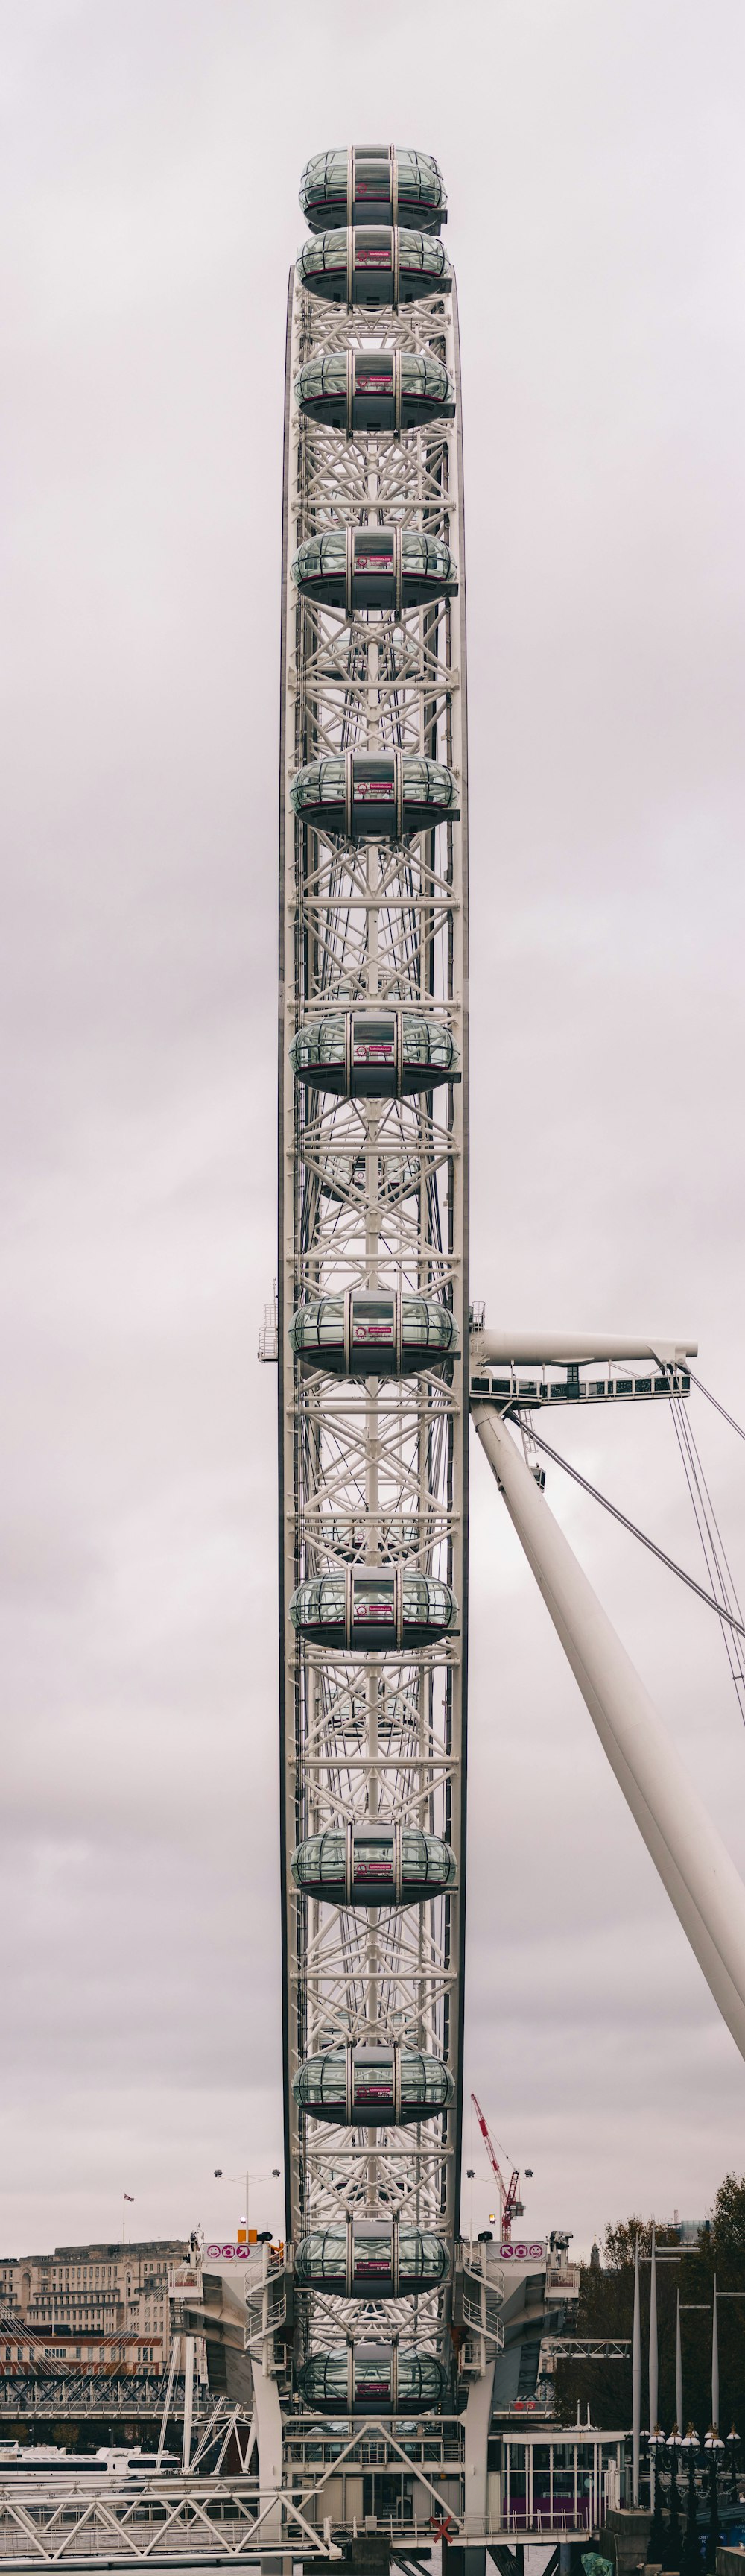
554 2178 745 2438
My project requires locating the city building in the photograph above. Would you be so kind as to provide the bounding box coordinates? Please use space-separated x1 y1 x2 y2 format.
0 2323 163 2377
0 2243 187 2371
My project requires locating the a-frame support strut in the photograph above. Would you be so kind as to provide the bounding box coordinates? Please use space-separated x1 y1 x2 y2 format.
473 1402 745 2062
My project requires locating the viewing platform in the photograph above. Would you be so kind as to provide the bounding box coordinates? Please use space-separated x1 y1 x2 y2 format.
470 1362 691 1407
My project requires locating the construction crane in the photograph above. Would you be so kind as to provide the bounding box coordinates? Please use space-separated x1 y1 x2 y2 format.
471 2094 524 2243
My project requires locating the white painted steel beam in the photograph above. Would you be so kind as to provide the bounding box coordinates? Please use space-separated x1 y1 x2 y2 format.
472 1405 745 2061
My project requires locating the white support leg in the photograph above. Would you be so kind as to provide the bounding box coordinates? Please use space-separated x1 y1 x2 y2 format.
181 2335 194 2472
464 2356 497 2545
472 1405 745 2060
252 2362 284 2542
156 2335 180 2470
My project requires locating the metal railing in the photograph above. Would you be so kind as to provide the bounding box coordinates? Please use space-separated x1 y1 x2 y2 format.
544 2263 581 2296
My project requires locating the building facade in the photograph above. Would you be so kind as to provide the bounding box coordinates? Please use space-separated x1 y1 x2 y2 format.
0 2241 187 2371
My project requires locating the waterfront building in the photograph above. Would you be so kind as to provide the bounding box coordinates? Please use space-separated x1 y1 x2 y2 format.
0 2242 187 2370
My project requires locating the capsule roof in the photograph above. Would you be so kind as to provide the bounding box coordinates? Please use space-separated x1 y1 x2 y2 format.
291 527 457 614
291 1007 460 1097
291 753 460 841
297 227 451 309
291 1824 457 1905
294 349 456 435
299 148 447 235
290 1292 460 1377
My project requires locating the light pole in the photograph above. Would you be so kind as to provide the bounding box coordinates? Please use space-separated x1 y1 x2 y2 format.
213 2168 281 2243
633 2236 641 2509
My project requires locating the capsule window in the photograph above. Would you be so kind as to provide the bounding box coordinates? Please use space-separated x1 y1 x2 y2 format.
354 531 395 569
355 227 393 270
355 159 390 205
355 2232 394 2276
356 358 393 391
352 1015 394 1064
353 757 395 800
353 1833 395 1880
353 1575 395 1620
355 2053 393 2103
352 1295 394 1345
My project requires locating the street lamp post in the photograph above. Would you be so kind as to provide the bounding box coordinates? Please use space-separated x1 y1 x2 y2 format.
648 2431 666 2565
666 2427 682 2570
679 2430 700 2576
704 2430 724 2575
213 2168 281 2244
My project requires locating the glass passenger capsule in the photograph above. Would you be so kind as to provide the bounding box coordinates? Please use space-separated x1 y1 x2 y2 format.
299 148 447 236
291 1823 457 1907
294 2220 448 2296
291 753 459 841
290 1292 459 1377
297 227 451 309
291 528 457 614
291 1007 460 1098
297 2340 448 2414
289 1568 459 1652
294 349 456 435
292 2040 454 2125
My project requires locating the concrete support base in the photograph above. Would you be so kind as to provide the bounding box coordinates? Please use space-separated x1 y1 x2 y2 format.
340 2536 391 2576
603 2507 652 2571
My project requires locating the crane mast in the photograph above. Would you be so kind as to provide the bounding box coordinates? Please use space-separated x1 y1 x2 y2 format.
470 2094 523 2244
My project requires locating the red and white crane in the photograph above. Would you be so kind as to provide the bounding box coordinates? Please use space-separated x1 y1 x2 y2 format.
470 2094 524 2243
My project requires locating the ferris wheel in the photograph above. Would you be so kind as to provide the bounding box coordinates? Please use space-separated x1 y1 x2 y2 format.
259 136 745 2545
277 143 469 2425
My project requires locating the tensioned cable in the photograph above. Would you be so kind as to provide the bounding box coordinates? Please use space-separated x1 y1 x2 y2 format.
510 1416 745 1641
670 1398 744 1626
682 1366 745 1448
668 1395 745 1717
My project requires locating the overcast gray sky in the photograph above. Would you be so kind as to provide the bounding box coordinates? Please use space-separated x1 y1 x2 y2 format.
2 0 745 2264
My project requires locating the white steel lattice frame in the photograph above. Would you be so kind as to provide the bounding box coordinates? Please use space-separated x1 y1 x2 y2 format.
278 271 469 2367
